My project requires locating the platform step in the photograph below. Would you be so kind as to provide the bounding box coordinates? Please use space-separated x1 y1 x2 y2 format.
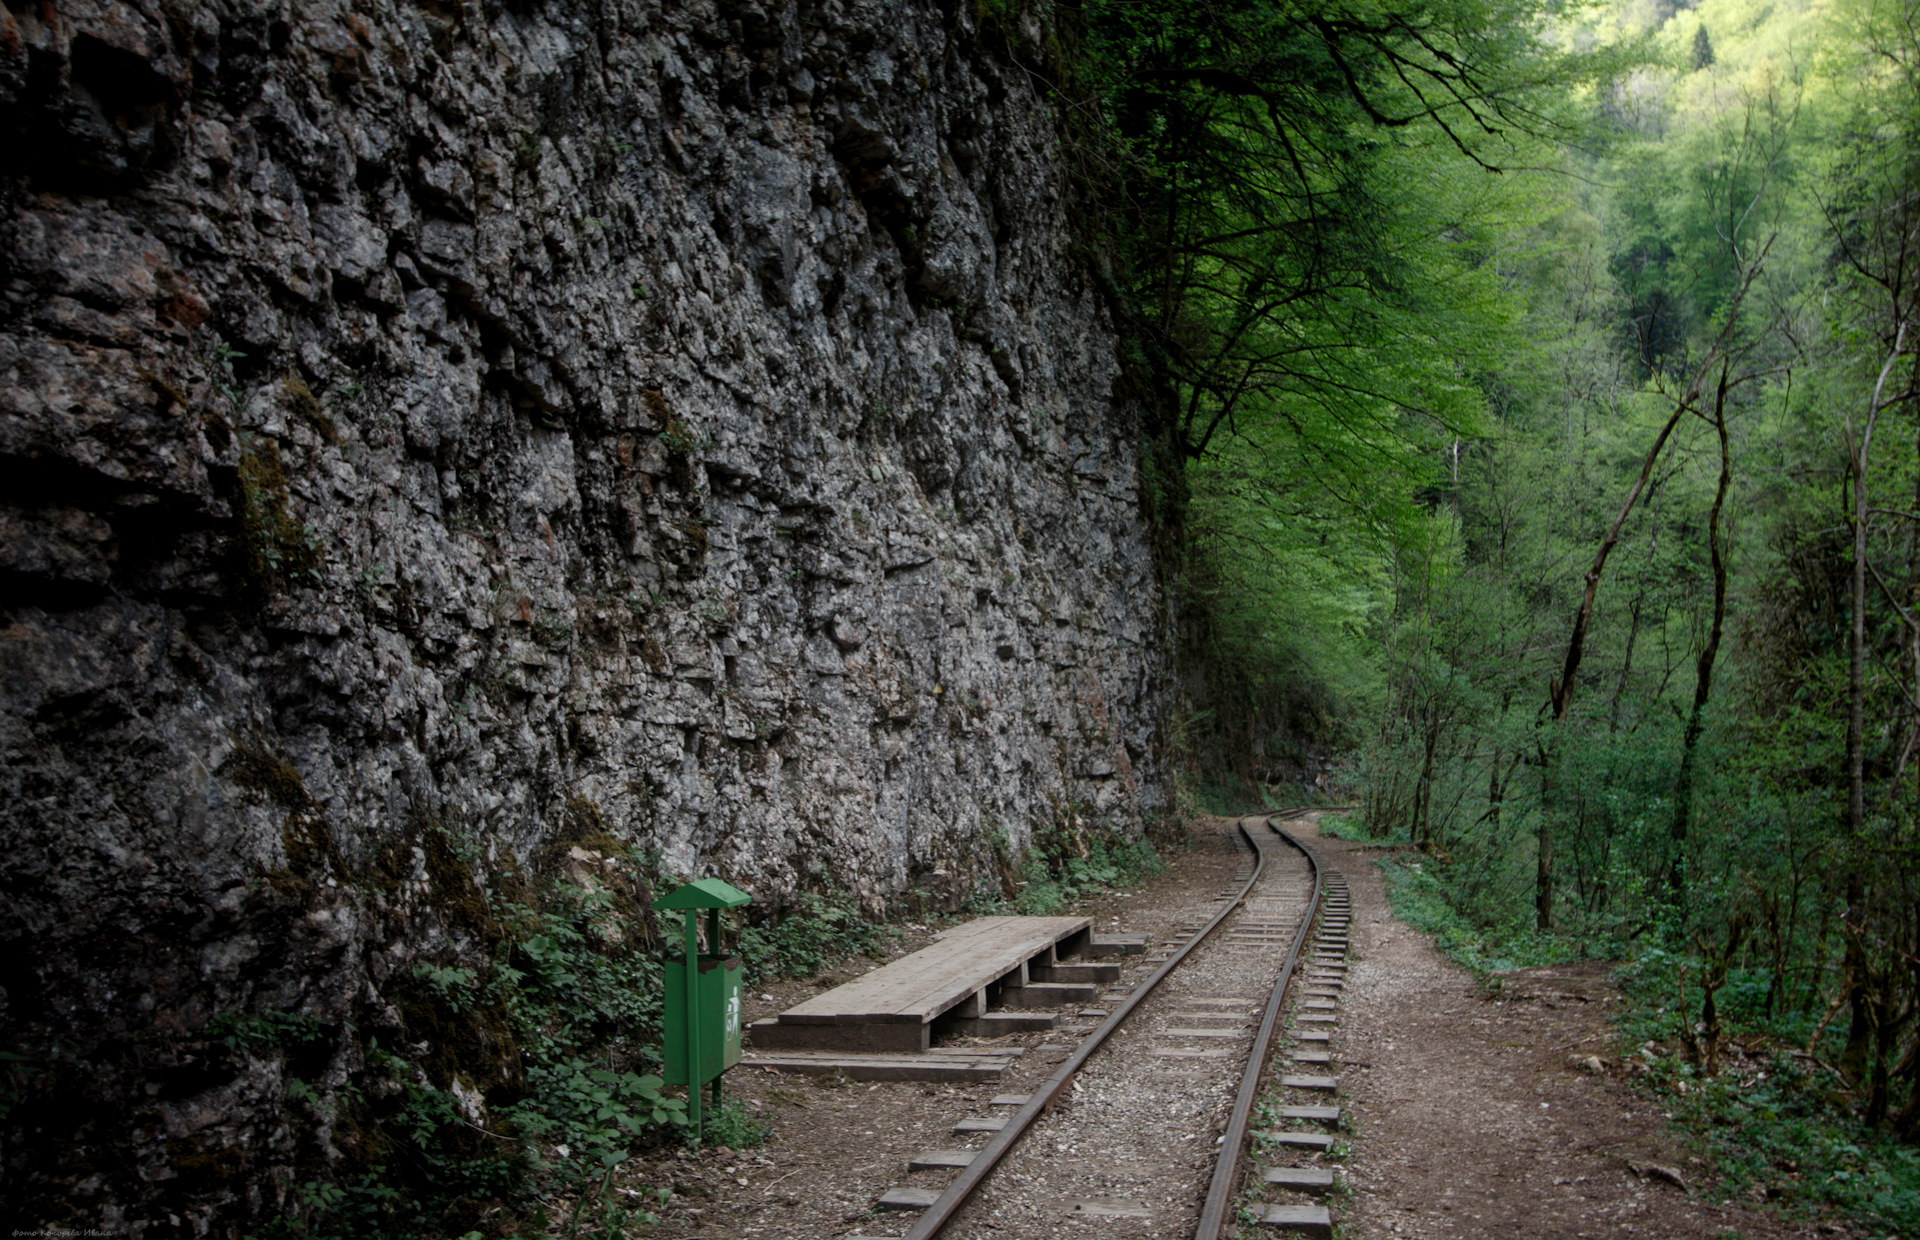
1086 933 1149 957
1000 981 1097 1008
941 1011 1058 1037
1031 961 1123 983
741 1051 1015 1082
748 1017 929 1054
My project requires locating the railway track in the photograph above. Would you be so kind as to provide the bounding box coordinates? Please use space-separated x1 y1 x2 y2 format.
874 810 1348 1239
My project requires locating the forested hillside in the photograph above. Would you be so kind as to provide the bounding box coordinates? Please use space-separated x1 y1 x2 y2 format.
1148 0 1920 1219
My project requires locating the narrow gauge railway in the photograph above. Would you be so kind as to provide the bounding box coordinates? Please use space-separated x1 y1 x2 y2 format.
845 811 1351 1240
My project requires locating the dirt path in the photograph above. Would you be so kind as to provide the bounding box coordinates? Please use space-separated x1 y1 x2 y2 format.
1305 816 1824 1240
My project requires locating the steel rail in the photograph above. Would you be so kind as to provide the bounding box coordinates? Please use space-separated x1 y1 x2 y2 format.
900 810 1322 1240
1194 813 1323 1239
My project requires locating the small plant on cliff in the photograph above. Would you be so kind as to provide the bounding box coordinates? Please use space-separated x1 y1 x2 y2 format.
205 1010 327 1052
1011 807 1166 914
734 891 899 983
502 883 666 1065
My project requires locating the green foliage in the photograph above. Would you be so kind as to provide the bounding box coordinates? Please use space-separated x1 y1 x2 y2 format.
1074 0 1623 786
1609 956 1920 1234
251 1041 529 1240
205 1010 328 1054
699 1097 771 1150
1377 854 1579 975
410 964 479 1013
1657 1059 1920 1235
1315 813 1381 843
1185 768 1258 817
505 884 666 1063
1010 812 1166 914
1690 23 1714 70
1015 853 1068 916
235 434 324 596
248 1174 404 1240
242 832 705 1239
512 1059 687 1180
1340 0 1920 1226
735 891 900 983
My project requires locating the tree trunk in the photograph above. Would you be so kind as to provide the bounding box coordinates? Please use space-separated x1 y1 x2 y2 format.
1671 363 1734 905
1537 752 1556 930
1842 322 1908 1085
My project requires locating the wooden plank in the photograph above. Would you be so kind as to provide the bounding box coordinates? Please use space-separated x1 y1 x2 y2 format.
776 916 1090 1026
800 917 1035 1021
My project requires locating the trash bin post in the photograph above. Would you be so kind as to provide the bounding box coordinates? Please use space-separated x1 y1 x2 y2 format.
684 902 702 1144
708 905 724 1117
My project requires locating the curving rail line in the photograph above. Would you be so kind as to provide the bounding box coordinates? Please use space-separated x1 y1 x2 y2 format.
899 809 1331 1240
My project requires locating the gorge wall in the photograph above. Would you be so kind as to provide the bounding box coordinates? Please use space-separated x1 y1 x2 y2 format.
0 0 1170 1230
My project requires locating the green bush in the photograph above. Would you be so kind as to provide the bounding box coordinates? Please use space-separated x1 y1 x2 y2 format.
504 885 665 1063
511 1058 686 1184
1316 813 1384 843
1377 854 1577 975
1630 1051 1920 1234
1011 831 1166 915
699 1097 771 1150
735 891 899 982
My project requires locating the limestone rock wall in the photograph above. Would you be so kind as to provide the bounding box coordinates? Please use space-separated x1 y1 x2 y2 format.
0 0 1168 1228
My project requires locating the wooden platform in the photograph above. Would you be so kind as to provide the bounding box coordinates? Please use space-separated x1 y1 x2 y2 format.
748 915 1093 1053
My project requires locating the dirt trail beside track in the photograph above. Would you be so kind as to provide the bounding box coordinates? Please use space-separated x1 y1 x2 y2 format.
1305 814 1829 1239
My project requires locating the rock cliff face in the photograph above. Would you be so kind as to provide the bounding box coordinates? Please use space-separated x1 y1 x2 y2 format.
0 0 1168 1228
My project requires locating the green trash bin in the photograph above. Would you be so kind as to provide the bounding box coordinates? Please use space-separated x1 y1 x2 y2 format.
663 950 742 1087
652 877 752 1144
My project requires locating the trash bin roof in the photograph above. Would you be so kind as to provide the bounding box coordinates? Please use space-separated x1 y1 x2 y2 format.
652 877 752 910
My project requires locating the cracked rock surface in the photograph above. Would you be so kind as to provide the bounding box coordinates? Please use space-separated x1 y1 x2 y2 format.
0 0 1168 1229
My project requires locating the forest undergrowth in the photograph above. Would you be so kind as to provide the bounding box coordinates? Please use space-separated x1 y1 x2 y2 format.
1328 812 1920 1235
